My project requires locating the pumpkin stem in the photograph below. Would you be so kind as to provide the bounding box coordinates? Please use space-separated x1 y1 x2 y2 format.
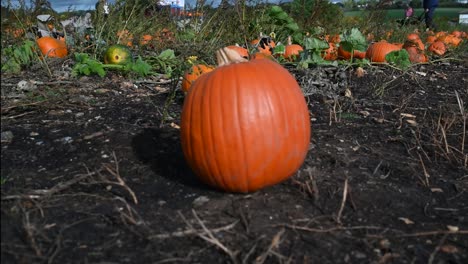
287 36 292 46
216 47 248 66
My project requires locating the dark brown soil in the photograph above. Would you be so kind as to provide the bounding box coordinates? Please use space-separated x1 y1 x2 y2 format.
1 58 467 264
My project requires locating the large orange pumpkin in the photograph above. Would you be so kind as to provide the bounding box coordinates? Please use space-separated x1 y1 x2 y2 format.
366 41 401 63
180 47 311 193
36 36 68 58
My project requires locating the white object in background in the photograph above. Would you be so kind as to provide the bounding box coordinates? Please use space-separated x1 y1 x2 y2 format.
103 2 109 15
37 14 52 22
459 12 468 24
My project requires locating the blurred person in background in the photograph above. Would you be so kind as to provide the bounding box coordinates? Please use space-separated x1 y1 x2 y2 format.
423 0 439 31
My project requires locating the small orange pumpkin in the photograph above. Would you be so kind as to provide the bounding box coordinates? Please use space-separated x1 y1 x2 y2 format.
450 31 462 38
325 34 341 44
438 34 462 47
406 33 420 42
366 41 401 63
181 64 215 93
140 34 153 46
321 43 338 61
428 41 446 56
337 45 366 60
117 29 134 47
403 39 425 51
405 46 428 63
426 35 437 44
251 36 276 55
283 36 303 62
226 45 249 59
36 36 68 58
250 52 274 60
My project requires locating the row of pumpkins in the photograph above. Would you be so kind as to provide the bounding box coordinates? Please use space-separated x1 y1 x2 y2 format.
182 30 467 93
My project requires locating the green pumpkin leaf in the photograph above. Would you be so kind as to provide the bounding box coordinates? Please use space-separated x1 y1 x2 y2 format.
385 50 411 70
304 37 330 51
340 28 367 52
285 22 300 32
273 44 286 55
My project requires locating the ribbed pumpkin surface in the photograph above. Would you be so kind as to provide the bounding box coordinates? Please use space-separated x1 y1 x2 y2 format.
180 59 311 193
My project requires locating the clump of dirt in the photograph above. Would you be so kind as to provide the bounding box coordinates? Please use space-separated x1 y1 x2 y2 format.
1 58 467 263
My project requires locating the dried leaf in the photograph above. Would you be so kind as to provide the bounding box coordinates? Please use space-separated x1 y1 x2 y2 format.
355 67 366 78
344 88 352 98
447 225 459 232
415 71 427 76
398 217 414 225
400 113 416 119
439 244 458 254
405 119 418 126
359 110 370 117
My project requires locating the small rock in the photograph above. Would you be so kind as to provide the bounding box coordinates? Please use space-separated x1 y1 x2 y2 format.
1 131 14 143
353 251 366 259
60 137 73 144
17 80 37 91
192 196 210 207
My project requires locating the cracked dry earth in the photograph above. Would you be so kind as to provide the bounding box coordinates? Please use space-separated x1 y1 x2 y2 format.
1 58 467 264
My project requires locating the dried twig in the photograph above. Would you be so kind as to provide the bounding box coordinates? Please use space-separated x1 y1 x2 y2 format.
284 224 468 238
454 91 465 154
305 167 320 203
417 152 430 187
255 228 285 264
47 217 96 264
179 210 239 264
336 177 349 224
23 211 42 257
1 100 49 114
113 196 144 226
147 219 238 240
427 234 448 264
101 151 138 204
1 173 94 201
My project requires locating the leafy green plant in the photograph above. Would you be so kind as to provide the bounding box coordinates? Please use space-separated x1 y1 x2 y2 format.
339 28 368 57
72 53 152 77
385 50 412 70
1 40 38 73
299 36 337 68
145 49 182 77
72 53 106 77
267 6 302 44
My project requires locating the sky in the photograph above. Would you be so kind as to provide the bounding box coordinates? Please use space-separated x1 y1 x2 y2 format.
4 0 117 12
4 0 290 13
3 0 228 12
